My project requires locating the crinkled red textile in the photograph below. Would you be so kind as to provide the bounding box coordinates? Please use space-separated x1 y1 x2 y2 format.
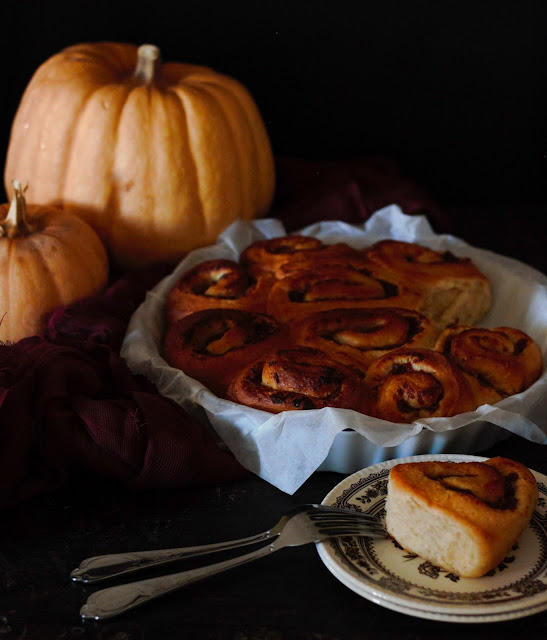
0 267 247 509
0 157 444 509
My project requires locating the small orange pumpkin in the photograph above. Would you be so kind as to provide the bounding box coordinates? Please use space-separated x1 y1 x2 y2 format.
0 182 109 343
4 42 276 268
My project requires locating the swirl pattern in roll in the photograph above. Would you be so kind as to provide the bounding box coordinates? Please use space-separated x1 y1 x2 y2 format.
291 307 439 374
273 242 372 279
435 325 543 404
162 309 289 397
364 239 492 328
364 347 475 422
266 264 424 323
226 347 367 413
240 235 325 277
385 457 539 577
165 259 272 323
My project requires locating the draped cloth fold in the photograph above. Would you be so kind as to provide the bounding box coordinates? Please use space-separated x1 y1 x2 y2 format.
0 266 247 509
0 157 444 509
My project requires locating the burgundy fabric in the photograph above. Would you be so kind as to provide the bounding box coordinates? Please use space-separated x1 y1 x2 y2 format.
0 156 445 509
0 268 247 510
272 156 451 233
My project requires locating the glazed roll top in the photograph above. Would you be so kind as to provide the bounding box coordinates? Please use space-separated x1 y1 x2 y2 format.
364 347 476 422
266 263 424 323
364 239 492 328
291 307 439 374
165 259 271 323
160 233 539 420
436 325 543 406
273 242 372 279
162 308 289 397
226 347 368 413
240 235 325 277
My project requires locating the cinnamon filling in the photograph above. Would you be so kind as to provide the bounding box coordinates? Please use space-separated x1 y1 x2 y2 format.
394 375 442 413
512 338 528 356
437 471 518 510
190 316 277 355
329 314 422 351
289 274 399 303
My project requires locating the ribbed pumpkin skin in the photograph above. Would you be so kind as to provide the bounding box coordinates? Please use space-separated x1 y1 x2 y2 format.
0 202 108 343
4 42 276 268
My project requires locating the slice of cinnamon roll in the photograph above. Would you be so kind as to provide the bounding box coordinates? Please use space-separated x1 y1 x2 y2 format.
364 239 492 328
385 457 538 577
291 307 439 374
364 347 476 422
435 325 543 406
162 309 290 397
226 347 368 413
165 259 272 323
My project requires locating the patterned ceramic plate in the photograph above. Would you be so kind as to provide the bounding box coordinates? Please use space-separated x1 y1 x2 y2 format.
317 454 547 623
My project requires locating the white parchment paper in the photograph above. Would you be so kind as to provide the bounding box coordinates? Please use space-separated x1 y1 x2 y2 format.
121 206 547 493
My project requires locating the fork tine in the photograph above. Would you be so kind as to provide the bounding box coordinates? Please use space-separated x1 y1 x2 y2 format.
318 523 387 535
317 525 387 538
306 508 382 523
308 512 380 523
311 520 384 533
314 519 386 532
303 505 387 538
324 529 386 539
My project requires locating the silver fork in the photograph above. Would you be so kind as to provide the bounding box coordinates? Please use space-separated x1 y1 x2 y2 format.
71 503 384 585
78 503 386 621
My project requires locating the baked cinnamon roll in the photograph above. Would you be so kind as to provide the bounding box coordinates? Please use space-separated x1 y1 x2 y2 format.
240 235 325 277
364 239 492 328
385 457 538 577
226 347 367 413
266 264 423 323
162 309 290 397
364 347 476 422
435 325 543 405
274 242 371 279
291 307 439 374
165 259 271 323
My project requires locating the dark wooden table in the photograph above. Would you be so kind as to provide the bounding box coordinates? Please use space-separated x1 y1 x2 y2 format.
1 206 545 639
0 435 545 640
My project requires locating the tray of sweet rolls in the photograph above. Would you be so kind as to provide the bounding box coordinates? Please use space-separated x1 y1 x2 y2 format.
121 207 547 494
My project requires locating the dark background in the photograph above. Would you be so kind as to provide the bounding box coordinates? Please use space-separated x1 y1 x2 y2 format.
1 1 545 210
1 5 546 636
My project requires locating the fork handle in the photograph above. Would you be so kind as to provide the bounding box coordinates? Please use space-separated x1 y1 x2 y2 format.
80 542 277 620
71 530 273 584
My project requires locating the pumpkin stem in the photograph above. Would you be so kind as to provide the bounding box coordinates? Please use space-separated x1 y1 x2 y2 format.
134 44 161 86
0 181 32 238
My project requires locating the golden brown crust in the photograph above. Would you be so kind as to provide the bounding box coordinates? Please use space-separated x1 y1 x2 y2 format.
161 234 540 420
364 239 492 327
240 235 324 277
364 347 476 422
435 325 543 404
273 242 372 279
291 307 439 374
165 259 272 323
387 457 538 577
226 347 368 413
162 309 290 397
266 264 424 323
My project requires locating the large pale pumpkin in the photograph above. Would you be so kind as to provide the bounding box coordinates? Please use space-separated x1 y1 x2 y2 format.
0 182 109 343
4 42 275 268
